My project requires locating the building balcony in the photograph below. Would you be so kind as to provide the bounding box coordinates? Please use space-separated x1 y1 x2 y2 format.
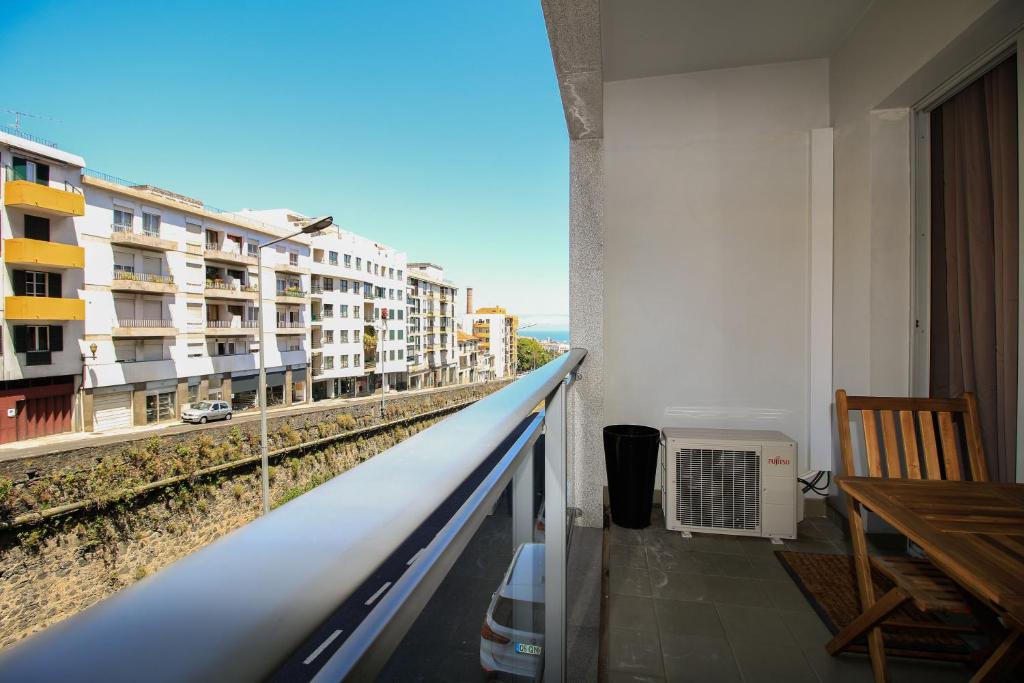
112 319 177 337
3 179 85 217
310 285 324 297
204 245 257 266
204 320 258 336
111 270 177 294
5 296 84 321
3 238 84 269
275 321 307 335
110 224 177 251
275 262 309 276
275 290 309 304
204 281 258 301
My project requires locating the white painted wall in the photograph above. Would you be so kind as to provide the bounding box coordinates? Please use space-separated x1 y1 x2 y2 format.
603 59 830 472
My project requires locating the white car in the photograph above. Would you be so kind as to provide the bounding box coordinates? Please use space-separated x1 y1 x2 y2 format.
181 400 232 424
480 543 545 681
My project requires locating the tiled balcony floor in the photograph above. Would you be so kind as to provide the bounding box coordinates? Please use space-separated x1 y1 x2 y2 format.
605 508 975 683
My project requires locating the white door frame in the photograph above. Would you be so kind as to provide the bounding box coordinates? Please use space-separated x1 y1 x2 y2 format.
909 32 1024 482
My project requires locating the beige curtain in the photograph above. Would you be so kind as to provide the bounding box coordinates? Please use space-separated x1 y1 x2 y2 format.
930 55 1019 483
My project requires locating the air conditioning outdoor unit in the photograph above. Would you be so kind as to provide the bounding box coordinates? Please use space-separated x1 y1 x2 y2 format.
662 428 797 540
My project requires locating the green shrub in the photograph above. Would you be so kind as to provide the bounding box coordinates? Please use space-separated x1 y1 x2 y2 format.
231 483 246 500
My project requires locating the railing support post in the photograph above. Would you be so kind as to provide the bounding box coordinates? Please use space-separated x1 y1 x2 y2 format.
544 379 567 683
512 430 535 549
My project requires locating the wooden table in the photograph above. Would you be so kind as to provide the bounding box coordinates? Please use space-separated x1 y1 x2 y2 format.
838 477 1024 682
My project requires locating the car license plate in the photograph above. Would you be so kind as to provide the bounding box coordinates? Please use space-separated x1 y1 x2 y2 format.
514 642 542 656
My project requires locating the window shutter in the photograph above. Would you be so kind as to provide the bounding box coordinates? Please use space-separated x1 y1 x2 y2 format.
12 326 26 353
48 272 62 298
12 271 26 296
49 326 63 352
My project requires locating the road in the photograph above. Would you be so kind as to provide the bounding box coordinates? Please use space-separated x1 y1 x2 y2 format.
271 416 540 683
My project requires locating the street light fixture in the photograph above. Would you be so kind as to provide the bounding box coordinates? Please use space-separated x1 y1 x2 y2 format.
257 215 332 515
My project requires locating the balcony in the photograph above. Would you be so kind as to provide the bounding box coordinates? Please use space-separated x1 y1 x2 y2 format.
275 289 309 304
204 280 259 301
204 244 257 266
310 285 324 297
5 296 84 321
3 178 85 217
110 224 177 251
204 319 258 336
3 238 84 269
275 261 309 276
112 319 177 338
275 320 307 335
111 270 177 294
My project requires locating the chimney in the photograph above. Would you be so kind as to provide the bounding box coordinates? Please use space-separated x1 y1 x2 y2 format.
466 287 474 315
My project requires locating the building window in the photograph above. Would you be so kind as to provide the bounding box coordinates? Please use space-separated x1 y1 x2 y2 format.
113 207 133 229
325 356 334 370
324 278 334 292
329 251 339 266
146 392 176 424
340 355 349 368
25 271 48 297
26 325 50 352
248 240 259 257
339 280 349 293
344 254 352 267
142 212 160 237
398 330 404 340
389 267 394 278
324 330 334 344
398 349 404 359
353 306 361 320
356 257 362 270
389 329 395 341
289 252 299 266
276 278 286 293
354 354 361 366
324 304 334 318
340 305 348 318
12 156 49 185
340 330 349 343
398 310 404 320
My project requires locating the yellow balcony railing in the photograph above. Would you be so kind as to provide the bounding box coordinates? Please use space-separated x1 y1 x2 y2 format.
3 238 84 269
5 296 84 321
4 180 85 217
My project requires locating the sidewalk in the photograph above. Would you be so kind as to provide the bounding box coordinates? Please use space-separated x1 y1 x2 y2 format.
0 383 493 463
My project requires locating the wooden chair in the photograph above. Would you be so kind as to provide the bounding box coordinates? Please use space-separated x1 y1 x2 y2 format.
828 390 991 680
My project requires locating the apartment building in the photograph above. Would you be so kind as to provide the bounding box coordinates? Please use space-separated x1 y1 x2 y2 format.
455 331 487 384
278 220 407 401
0 130 87 444
463 306 518 379
79 185 313 431
405 263 458 389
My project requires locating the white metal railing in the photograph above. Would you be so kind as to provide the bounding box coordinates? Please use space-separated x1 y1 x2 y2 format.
0 351 585 681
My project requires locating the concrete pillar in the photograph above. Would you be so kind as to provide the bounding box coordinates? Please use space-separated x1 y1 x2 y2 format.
221 374 232 403
199 376 210 400
132 384 147 426
176 377 189 416
82 389 95 432
284 367 293 406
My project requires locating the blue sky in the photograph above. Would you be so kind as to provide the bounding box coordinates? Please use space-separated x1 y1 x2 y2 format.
1 1 570 322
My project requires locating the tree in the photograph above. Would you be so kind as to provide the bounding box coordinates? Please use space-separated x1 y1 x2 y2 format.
517 337 554 373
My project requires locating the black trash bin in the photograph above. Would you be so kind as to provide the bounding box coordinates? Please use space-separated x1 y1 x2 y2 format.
603 424 660 529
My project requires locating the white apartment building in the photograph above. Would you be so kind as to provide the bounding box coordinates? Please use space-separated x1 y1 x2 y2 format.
246 215 407 401
405 263 458 390
462 306 518 379
79 184 313 431
0 130 87 444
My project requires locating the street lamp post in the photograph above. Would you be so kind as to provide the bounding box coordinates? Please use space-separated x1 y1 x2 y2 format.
256 215 332 515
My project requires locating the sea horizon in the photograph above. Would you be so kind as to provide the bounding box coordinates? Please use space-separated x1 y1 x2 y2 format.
520 328 570 343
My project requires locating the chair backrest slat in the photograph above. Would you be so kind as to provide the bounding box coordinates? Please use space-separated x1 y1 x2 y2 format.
835 390 987 483
880 411 902 478
917 411 942 479
861 410 883 477
937 412 963 480
898 411 921 479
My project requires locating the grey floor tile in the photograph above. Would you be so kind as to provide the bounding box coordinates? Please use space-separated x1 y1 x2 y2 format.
611 563 654 597
704 574 774 607
648 547 718 575
660 633 742 683
736 536 784 557
609 594 659 633
783 538 844 554
649 568 712 602
611 544 649 570
607 673 665 683
567 625 600 683
653 598 725 638
611 525 646 547
608 628 664 678
800 646 875 683
760 578 815 612
782 605 834 646
887 657 972 683
702 552 757 578
714 603 798 645
689 534 746 555
745 555 790 580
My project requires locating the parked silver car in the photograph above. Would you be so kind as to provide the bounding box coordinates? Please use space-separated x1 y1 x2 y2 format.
181 400 232 424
